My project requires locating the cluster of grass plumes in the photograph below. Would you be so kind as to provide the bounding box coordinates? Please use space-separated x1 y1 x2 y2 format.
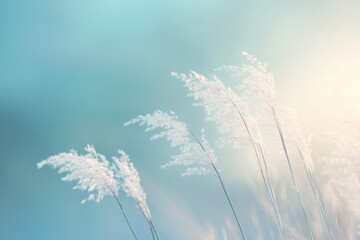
38 145 158 240
125 110 247 239
38 53 359 239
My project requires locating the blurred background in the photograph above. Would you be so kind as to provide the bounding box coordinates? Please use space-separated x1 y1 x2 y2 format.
1 0 359 239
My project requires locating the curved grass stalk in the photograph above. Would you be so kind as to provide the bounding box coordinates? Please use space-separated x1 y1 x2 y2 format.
211 162 247 240
112 150 157 240
149 219 160 240
175 72 284 238
188 128 247 240
111 191 139 240
312 176 334 239
227 96 284 238
127 111 247 240
140 208 160 240
273 113 315 240
238 52 316 239
298 148 334 240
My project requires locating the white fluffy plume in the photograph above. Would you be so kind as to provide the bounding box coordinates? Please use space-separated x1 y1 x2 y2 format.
112 150 151 221
172 71 263 149
125 110 217 177
37 145 119 204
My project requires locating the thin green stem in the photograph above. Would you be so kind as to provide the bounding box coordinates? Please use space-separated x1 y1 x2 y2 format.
273 112 315 240
140 209 160 240
148 221 156 240
150 220 160 240
311 172 334 239
186 126 247 240
212 163 247 240
111 193 138 240
228 96 283 238
298 147 333 239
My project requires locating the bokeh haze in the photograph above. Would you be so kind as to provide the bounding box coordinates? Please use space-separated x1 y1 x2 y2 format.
1 0 360 239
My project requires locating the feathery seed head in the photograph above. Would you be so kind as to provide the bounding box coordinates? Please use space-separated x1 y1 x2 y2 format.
297 136 315 172
112 150 151 221
37 145 119 204
173 70 264 150
278 107 315 172
126 110 216 176
219 52 276 110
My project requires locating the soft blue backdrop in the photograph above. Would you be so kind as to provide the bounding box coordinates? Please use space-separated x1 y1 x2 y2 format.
1 0 360 239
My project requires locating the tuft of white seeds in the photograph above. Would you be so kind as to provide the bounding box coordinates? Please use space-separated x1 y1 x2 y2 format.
37 145 119 204
219 52 275 110
278 106 315 172
172 71 263 149
112 150 151 221
125 110 216 176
